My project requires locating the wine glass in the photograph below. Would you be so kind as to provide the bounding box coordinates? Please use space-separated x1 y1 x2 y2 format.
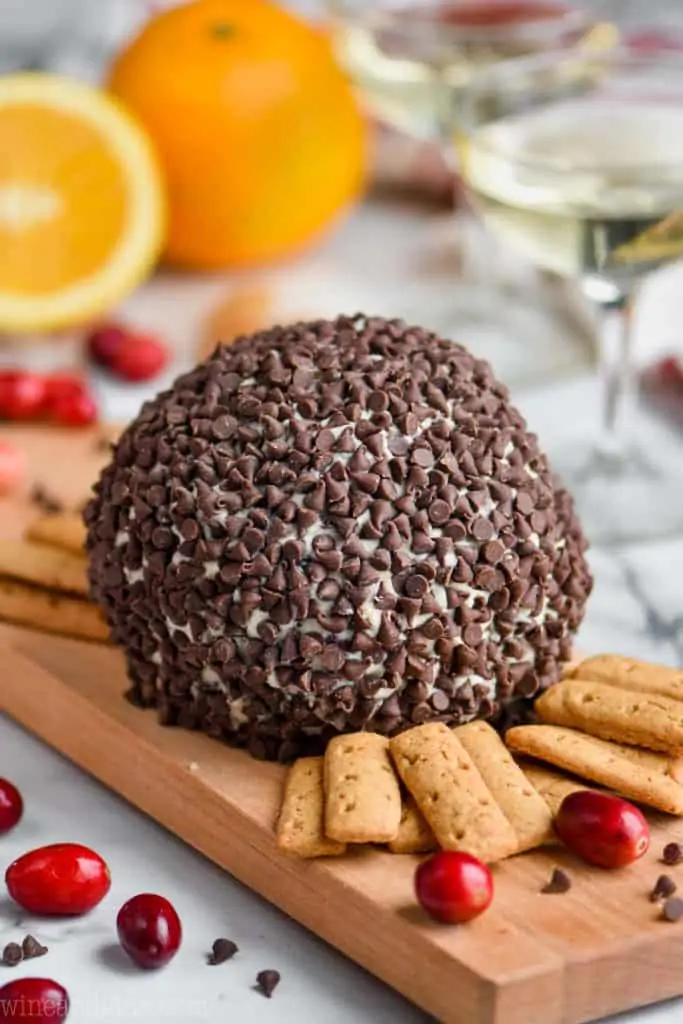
457 47 683 545
325 0 603 144
324 0 614 333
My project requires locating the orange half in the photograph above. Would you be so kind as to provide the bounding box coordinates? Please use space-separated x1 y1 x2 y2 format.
0 74 165 333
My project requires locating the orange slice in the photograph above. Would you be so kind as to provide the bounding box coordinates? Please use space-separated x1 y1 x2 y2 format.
0 73 165 333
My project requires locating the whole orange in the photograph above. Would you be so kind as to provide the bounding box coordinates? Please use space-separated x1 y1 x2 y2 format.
108 0 368 269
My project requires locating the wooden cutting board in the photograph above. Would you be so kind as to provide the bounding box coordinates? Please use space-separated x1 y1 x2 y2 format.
3 426 683 1024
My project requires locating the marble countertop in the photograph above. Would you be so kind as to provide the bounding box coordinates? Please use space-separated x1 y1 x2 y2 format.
3 196 683 1023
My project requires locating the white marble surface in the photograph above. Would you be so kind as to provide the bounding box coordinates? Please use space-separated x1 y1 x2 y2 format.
3 194 683 1023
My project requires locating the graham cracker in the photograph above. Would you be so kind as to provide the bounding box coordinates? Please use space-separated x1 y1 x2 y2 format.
25 513 87 557
324 733 401 844
569 654 683 703
387 795 437 855
277 757 346 858
0 578 109 643
390 723 518 863
456 720 553 851
518 762 597 818
536 678 683 754
0 539 88 597
506 725 683 816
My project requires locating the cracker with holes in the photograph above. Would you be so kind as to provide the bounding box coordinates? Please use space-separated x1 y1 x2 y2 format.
568 653 683 703
277 757 346 858
506 725 683 815
518 762 597 818
325 733 401 844
455 720 553 851
535 679 683 754
388 795 437 855
390 722 518 863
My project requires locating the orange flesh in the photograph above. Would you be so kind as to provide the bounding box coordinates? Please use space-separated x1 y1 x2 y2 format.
0 105 128 295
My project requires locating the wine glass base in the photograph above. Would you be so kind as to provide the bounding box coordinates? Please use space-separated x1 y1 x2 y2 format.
554 442 683 548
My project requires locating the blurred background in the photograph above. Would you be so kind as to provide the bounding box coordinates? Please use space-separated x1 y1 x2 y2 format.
2 0 683 552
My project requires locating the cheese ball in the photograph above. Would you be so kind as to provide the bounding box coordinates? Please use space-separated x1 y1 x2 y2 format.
85 315 592 760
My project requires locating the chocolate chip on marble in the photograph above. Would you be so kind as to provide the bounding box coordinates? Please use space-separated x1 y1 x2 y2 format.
208 938 238 964
1 943 22 967
21 935 47 960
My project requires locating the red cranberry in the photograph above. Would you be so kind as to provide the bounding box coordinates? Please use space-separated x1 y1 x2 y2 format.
110 334 168 383
0 372 46 421
0 779 23 834
555 791 650 869
6 843 111 915
0 978 69 1023
43 373 87 406
415 850 494 924
117 893 182 969
86 323 129 367
50 389 98 427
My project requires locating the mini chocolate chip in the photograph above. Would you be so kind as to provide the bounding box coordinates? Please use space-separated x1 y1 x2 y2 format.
651 875 677 902
430 689 450 712
208 937 239 964
482 540 505 564
662 897 683 922
471 517 494 541
21 935 47 960
516 491 534 515
404 574 428 598
662 843 683 866
322 645 345 672
411 447 434 468
541 868 572 895
2 943 22 967
428 499 451 525
368 389 389 412
411 702 432 724
354 472 380 494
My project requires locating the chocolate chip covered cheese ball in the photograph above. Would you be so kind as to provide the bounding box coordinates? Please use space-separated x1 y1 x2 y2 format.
85 316 592 761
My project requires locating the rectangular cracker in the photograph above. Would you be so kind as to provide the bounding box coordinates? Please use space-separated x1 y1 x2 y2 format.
535 678 683 755
569 653 683 703
276 757 346 858
506 725 683 815
0 578 109 643
390 723 518 863
387 795 437 855
456 720 553 851
26 513 87 557
324 733 401 844
0 539 88 596
518 762 597 818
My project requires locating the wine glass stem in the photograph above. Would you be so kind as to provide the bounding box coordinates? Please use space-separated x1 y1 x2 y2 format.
596 291 636 458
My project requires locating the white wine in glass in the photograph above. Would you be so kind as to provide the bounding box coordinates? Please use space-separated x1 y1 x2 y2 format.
326 0 602 144
458 48 683 545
